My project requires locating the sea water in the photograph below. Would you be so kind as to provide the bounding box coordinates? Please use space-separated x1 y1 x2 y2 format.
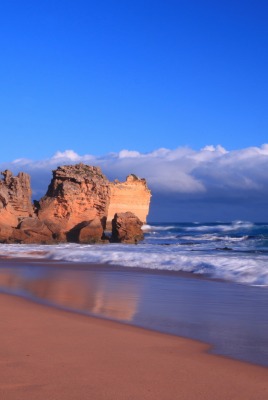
0 221 268 366
0 221 268 286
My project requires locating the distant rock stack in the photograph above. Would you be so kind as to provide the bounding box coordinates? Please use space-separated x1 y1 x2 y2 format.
0 164 151 244
107 174 151 229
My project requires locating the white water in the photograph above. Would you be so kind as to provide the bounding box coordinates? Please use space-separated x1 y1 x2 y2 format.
0 240 268 286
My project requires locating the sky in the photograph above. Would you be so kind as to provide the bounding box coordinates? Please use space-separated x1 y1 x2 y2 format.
0 1 268 221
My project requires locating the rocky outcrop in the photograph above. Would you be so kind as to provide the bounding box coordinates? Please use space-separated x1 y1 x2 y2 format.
15 217 53 244
0 170 34 227
111 212 144 244
0 217 54 244
107 174 151 229
0 223 13 243
66 217 105 244
38 164 110 239
0 164 151 244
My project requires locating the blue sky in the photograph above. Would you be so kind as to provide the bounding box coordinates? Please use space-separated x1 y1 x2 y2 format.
0 0 267 160
0 1 268 221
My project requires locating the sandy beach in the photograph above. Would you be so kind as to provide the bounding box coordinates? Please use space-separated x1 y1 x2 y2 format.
0 292 267 400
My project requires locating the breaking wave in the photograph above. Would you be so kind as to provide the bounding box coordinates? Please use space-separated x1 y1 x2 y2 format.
0 241 268 286
0 221 267 286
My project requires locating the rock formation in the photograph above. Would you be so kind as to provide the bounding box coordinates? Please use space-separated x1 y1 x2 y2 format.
38 164 110 238
0 164 151 244
107 174 151 229
66 217 105 244
11 217 54 244
0 170 33 227
111 212 144 244
0 170 37 243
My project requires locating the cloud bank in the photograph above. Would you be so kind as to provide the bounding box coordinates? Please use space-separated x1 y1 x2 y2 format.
1 145 268 221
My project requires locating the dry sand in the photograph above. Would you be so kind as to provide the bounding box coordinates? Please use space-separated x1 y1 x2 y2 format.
0 293 267 400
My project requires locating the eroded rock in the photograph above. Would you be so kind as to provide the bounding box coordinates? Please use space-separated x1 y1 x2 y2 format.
16 217 53 244
0 170 33 227
0 222 13 243
38 164 110 235
111 212 144 244
0 164 151 244
67 217 104 244
107 174 151 229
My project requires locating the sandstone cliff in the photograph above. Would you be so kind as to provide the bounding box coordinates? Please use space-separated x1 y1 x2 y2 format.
0 170 33 227
0 164 151 244
38 164 111 237
107 174 151 229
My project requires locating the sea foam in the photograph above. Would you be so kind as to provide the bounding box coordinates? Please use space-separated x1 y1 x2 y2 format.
1 221 267 286
1 239 268 286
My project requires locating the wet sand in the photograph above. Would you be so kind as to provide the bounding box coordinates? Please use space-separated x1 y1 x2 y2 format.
0 257 268 366
0 292 267 400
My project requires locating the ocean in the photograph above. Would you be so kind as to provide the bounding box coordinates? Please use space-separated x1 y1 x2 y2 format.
0 221 268 366
1 220 268 286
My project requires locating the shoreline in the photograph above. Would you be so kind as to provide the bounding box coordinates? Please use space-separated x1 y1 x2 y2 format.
0 292 267 400
1 256 268 368
0 254 230 284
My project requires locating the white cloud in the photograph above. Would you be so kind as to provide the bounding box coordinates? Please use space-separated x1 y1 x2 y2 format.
51 150 96 163
118 150 141 158
52 150 81 161
1 145 268 204
201 145 228 154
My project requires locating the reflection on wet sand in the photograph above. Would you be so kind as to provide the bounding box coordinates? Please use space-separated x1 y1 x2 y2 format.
1 259 268 367
0 267 140 322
